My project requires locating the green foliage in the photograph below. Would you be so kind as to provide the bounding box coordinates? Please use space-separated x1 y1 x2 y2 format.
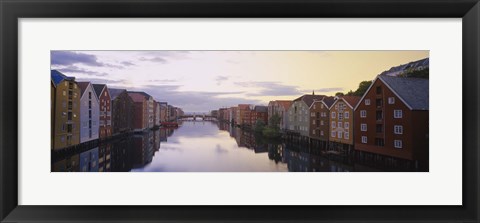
335 92 344 96
253 120 266 132
400 68 429 79
262 127 281 138
268 113 281 129
353 80 373 96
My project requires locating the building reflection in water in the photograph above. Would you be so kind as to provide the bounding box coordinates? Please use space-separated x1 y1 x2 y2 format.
52 120 419 172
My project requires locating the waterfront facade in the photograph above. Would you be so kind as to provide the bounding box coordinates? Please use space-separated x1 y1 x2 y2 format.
128 92 149 131
267 100 292 130
309 97 335 148
230 107 238 124
51 70 81 150
288 95 325 137
354 75 429 164
154 101 161 127
329 96 360 153
251 105 268 126
159 102 168 123
77 82 100 143
109 88 134 135
236 104 251 126
93 84 112 139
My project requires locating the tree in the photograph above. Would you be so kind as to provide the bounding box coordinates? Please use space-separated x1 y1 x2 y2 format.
335 92 344 96
353 80 373 96
268 113 281 129
401 68 429 79
253 120 266 132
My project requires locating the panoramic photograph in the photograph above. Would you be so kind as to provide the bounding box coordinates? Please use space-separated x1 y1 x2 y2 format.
51 50 429 172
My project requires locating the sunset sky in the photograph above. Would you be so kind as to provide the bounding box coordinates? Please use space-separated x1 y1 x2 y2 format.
51 50 428 113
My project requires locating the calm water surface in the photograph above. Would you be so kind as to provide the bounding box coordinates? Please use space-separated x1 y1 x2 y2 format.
53 120 405 172
133 121 288 172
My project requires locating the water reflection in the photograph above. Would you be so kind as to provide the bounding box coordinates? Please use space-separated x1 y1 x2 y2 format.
52 120 416 172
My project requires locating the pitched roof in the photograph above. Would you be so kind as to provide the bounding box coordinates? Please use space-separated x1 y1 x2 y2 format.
254 105 268 113
341 96 361 108
92 84 106 97
76 82 90 97
127 92 148 102
293 94 326 107
127 91 152 99
276 100 293 110
321 96 336 108
378 75 429 110
238 104 250 110
51 70 75 86
108 88 126 100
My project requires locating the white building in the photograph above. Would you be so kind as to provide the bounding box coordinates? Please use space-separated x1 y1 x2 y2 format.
77 82 100 143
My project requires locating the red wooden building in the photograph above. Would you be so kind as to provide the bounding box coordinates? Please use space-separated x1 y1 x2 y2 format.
354 75 429 169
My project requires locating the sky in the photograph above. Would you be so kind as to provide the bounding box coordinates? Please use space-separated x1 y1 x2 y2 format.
51 50 429 113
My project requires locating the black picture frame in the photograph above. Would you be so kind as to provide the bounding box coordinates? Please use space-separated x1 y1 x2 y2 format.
1 0 479 222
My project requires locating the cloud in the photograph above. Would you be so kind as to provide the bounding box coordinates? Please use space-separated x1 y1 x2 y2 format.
148 79 178 83
215 76 229 85
313 87 344 93
133 85 260 113
51 51 104 67
56 65 109 77
234 81 303 96
51 51 126 69
120 61 135 66
139 57 167 63
75 77 126 86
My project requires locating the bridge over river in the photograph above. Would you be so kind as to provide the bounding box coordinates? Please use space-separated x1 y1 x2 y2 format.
178 114 217 121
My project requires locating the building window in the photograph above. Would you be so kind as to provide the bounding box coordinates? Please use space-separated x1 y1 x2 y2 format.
376 124 383 133
331 131 336 137
376 98 383 107
344 122 349 130
331 112 336 119
375 138 385 146
344 112 349 119
361 136 367 143
360 110 366 118
320 120 324 125
388 97 395 104
394 140 403 148
332 121 336 128
311 112 315 117
62 90 66 96
335 104 338 109
365 99 370 105
394 125 403 134
376 86 382 94
338 131 343 139
338 122 343 128
338 112 343 120
312 130 315 135
376 110 383 121
394 110 403 118
104 91 107 96
344 132 349 139
361 123 367 131
320 131 324 136
321 104 324 109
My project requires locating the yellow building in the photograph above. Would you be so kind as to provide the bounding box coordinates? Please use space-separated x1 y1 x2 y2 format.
51 70 81 150
328 96 360 154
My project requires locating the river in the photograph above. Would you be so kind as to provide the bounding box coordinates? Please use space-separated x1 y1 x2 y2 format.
52 120 421 172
